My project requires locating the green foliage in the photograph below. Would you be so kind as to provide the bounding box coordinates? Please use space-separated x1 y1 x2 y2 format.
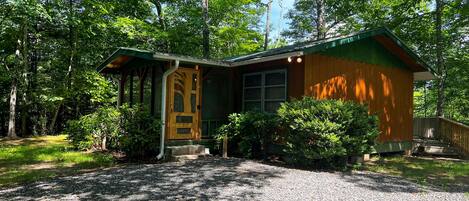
66 107 121 151
0 0 467 149
216 112 278 159
283 0 366 41
277 97 379 168
119 106 161 159
65 105 161 158
0 0 267 136
216 97 379 167
165 0 265 58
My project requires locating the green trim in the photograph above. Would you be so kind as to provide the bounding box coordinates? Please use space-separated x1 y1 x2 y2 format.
96 48 155 73
372 141 412 153
318 38 408 69
302 29 387 54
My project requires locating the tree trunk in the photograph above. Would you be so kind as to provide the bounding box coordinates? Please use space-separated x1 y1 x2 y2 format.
30 26 39 136
154 0 170 52
67 0 76 89
264 0 272 51
20 22 30 136
202 0 210 58
40 111 48 135
101 134 107 151
435 0 445 117
49 103 61 134
7 79 17 139
154 0 166 31
315 0 326 39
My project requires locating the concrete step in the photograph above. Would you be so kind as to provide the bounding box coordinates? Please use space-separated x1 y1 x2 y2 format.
169 154 211 162
166 145 206 156
422 145 460 156
413 139 451 147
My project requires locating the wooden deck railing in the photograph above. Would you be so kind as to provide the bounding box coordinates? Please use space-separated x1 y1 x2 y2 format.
413 117 469 157
439 118 469 157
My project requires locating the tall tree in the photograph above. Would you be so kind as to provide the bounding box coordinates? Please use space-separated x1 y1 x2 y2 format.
315 0 326 39
435 0 445 117
202 0 210 58
264 0 272 50
164 0 264 58
283 0 365 41
153 0 170 52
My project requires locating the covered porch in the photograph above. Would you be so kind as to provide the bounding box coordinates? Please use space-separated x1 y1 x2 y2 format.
97 48 234 142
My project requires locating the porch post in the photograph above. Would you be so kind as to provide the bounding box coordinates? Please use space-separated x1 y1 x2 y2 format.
150 66 156 115
139 75 145 104
118 72 126 107
138 67 148 104
129 71 134 107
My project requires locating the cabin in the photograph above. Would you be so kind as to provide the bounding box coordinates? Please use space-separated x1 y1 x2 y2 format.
97 28 435 155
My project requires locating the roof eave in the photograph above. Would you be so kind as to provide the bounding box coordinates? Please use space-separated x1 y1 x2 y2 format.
97 48 230 73
380 28 437 75
230 51 304 67
98 28 437 78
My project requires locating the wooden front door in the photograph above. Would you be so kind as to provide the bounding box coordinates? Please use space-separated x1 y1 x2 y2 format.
167 68 201 140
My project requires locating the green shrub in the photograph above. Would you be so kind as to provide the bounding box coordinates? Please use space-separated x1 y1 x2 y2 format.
216 112 279 159
119 106 161 159
277 97 380 168
65 105 161 159
66 107 120 151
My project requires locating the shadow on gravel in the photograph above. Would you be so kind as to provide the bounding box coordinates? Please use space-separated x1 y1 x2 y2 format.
0 157 283 200
339 171 469 194
339 171 424 193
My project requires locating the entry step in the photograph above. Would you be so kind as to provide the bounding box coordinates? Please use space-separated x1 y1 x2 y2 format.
169 154 211 162
166 145 207 156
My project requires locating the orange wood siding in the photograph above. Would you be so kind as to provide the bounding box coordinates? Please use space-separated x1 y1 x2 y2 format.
304 54 413 142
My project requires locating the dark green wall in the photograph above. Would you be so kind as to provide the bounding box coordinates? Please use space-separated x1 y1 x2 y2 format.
318 38 408 69
201 68 232 138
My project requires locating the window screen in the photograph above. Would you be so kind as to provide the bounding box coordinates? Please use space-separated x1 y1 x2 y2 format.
243 69 287 113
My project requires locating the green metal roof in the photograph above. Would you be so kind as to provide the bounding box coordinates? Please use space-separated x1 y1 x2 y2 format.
96 48 230 73
97 27 435 75
226 27 434 73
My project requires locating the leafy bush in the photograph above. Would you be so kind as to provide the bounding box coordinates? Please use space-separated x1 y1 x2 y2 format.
216 112 279 159
65 105 161 159
119 106 161 159
277 97 380 168
66 107 120 151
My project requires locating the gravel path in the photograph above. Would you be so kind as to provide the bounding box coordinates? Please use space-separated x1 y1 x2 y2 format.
0 157 467 201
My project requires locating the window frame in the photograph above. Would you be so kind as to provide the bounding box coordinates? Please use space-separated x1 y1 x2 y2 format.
242 69 287 112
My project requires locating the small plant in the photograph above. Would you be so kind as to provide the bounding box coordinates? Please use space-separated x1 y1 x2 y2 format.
216 112 279 159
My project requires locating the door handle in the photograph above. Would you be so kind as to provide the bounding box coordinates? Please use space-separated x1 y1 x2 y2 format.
197 105 201 110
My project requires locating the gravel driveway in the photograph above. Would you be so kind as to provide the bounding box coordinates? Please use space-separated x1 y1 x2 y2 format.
0 157 467 201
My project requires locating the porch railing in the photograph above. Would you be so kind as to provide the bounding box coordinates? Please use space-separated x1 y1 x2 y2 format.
414 117 469 157
439 118 469 156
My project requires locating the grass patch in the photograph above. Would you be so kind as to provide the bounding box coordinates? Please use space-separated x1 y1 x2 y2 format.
362 155 469 189
0 135 115 187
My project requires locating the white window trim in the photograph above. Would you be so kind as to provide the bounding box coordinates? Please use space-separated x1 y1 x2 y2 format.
242 69 287 112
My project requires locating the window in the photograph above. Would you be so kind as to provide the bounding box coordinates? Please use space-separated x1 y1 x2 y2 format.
243 69 287 113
